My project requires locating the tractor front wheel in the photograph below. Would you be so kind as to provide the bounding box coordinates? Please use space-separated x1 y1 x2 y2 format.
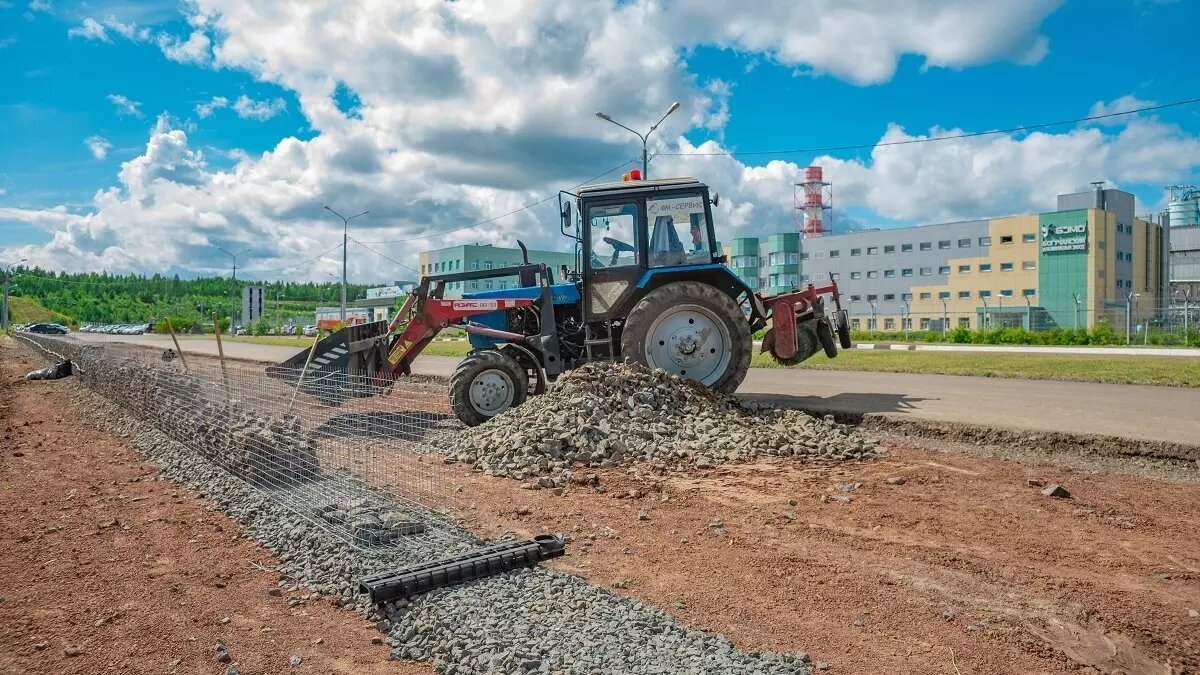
621 281 751 393
449 350 529 427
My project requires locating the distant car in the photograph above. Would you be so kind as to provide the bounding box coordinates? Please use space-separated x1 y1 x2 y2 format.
303 324 319 337
27 323 68 335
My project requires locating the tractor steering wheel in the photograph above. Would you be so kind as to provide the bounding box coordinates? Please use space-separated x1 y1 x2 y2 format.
603 236 635 267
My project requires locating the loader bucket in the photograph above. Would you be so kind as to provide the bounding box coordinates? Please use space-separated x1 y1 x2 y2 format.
266 320 393 405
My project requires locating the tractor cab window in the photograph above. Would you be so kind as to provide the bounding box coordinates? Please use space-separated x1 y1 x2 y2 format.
588 203 639 269
647 194 710 268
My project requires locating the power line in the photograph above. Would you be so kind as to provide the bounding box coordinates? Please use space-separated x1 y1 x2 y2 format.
657 96 1200 157
357 157 639 245
348 237 419 274
241 242 344 275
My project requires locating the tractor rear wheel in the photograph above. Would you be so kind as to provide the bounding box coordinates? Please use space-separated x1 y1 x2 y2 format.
761 322 819 366
449 350 528 427
620 281 751 393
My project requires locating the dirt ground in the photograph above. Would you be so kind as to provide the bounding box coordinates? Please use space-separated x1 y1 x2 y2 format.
0 343 429 675
453 440 1200 674
5 338 1200 675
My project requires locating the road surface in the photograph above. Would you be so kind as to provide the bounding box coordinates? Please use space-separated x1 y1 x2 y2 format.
67 332 1200 446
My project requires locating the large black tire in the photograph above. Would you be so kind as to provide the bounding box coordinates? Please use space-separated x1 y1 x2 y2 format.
761 322 819 366
620 281 751 393
449 350 528 427
836 309 852 349
815 318 838 358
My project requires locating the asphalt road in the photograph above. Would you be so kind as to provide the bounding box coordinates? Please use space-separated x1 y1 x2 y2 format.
69 332 1200 445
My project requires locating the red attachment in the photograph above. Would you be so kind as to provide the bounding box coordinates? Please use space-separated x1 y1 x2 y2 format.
385 295 536 375
772 299 798 360
757 281 841 360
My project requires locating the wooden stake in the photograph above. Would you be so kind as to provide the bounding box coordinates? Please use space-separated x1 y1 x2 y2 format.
212 312 231 399
288 332 322 412
164 317 189 372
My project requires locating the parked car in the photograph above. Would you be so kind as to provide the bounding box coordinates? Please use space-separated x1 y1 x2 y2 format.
27 323 68 335
302 324 319 337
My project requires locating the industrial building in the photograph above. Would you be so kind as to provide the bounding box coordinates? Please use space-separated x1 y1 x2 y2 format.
1168 185 1200 298
728 184 1169 331
418 243 575 297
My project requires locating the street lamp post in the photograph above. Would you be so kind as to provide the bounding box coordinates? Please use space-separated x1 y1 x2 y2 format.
1176 289 1192 345
940 297 948 336
2 258 29 331
901 298 911 341
594 101 681 179
1024 295 1032 330
1071 292 1081 332
867 299 877 333
1124 290 1139 345
981 298 989 329
323 205 369 325
216 246 251 335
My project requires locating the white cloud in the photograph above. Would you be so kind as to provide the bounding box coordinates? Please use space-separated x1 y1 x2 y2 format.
156 30 211 65
83 135 113 160
106 93 143 118
1087 95 1156 125
195 95 228 118
0 36 17 49
67 17 109 41
232 95 285 121
16 0 1192 282
103 15 152 42
27 0 50 12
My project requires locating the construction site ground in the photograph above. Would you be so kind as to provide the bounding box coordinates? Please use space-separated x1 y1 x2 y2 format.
3 341 1200 674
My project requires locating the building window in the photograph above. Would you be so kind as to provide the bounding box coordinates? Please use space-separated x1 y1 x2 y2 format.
920 292 932 300
851 248 861 257
959 317 970 328
939 291 950 300
902 292 913 301
851 318 861 330
470 281 479 289
920 317 931 329
938 266 950 275
902 268 913 277
801 274 810 283
850 294 862 301
938 240 951 249
884 245 896 254
958 238 971 248
497 281 507 290
884 293 896 302
867 246 878 255
920 267 932 276
470 261 479 270
884 269 896 278
979 263 992 272
1022 261 1036 270
1022 233 1036 243
813 251 825 259
920 242 932 251
850 271 862 280
958 291 970 299
901 243 913 252
867 294 878 301
1023 289 1036 297
830 273 840 281
1000 235 1013 244
884 318 896 330
830 250 840 258
958 265 971 274
867 271 878 279
484 261 494 270
980 236 992 246
1000 289 1013 297
979 290 992 298
792 253 803 262
1000 262 1014 271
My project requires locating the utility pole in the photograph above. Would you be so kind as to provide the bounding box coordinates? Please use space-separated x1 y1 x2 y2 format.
1071 292 1081 331
1024 295 1032 330
901 298 911 341
594 102 681 179
981 298 989 330
216 246 250 335
867 299 877 333
2 258 29 331
1124 290 1137 345
940 297 948 335
323 205 368 325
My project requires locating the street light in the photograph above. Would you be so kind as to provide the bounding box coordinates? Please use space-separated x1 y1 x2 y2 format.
981 297 989 329
1174 289 1192 345
2 257 29 331
1125 290 1139 345
901 297 911 341
594 101 681 179
1071 292 1082 332
215 246 251 335
323 205 369 324
940 297 948 336
1023 295 1032 330
867 298 877 333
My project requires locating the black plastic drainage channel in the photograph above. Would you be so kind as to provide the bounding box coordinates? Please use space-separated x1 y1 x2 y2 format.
359 535 566 604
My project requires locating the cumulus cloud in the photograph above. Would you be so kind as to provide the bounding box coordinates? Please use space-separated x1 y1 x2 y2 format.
103 15 152 42
67 16 109 41
195 95 228 118
83 135 113 159
0 35 16 49
1087 95 1157 125
156 29 211 64
106 93 143 118
232 95 285 121
14 0 1192 281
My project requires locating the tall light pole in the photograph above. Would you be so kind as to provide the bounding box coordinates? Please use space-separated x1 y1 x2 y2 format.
867 298 877 333
2 258 29 331
1071 292 1081 332
323 205 368 324
940 297 948 335
1024 295 1032 330
216 246 251 335
1175 289 1192 345
594 101 681 179
901 297 911 341
1124 290 1139 345
981 297 989 330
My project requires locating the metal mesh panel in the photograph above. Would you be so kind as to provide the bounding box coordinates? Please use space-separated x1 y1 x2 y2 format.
14 333 467 556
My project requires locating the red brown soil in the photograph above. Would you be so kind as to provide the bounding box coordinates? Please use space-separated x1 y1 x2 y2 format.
452 439 1200 674
0 340 429 675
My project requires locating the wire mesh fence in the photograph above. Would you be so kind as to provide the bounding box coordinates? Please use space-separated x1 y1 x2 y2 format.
14 332 468 556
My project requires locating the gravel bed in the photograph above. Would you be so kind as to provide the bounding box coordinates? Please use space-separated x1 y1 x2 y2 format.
57 370 815 674
455 361 879 485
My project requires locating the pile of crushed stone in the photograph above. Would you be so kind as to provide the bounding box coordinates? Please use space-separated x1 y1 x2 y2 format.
449 361 879 485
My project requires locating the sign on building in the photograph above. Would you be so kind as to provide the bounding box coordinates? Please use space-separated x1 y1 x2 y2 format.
315 306 370 330
365 285 403 299
1040 223 1088 253
241 286 264 325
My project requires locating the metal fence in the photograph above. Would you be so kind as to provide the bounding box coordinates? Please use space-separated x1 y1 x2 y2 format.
14 333 467 556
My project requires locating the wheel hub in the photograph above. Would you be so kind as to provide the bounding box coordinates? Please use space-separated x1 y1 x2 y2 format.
468 369 515 416
643 305 733 384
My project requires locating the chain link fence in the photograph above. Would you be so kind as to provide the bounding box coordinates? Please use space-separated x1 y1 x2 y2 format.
14 332 468 556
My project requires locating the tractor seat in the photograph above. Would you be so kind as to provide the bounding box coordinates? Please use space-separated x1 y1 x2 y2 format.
649 215 686 266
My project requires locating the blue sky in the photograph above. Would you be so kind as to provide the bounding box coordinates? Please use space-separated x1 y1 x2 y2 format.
1 0 1198 280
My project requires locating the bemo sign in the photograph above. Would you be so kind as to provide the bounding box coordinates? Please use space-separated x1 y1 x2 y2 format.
1040 222 1088 253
